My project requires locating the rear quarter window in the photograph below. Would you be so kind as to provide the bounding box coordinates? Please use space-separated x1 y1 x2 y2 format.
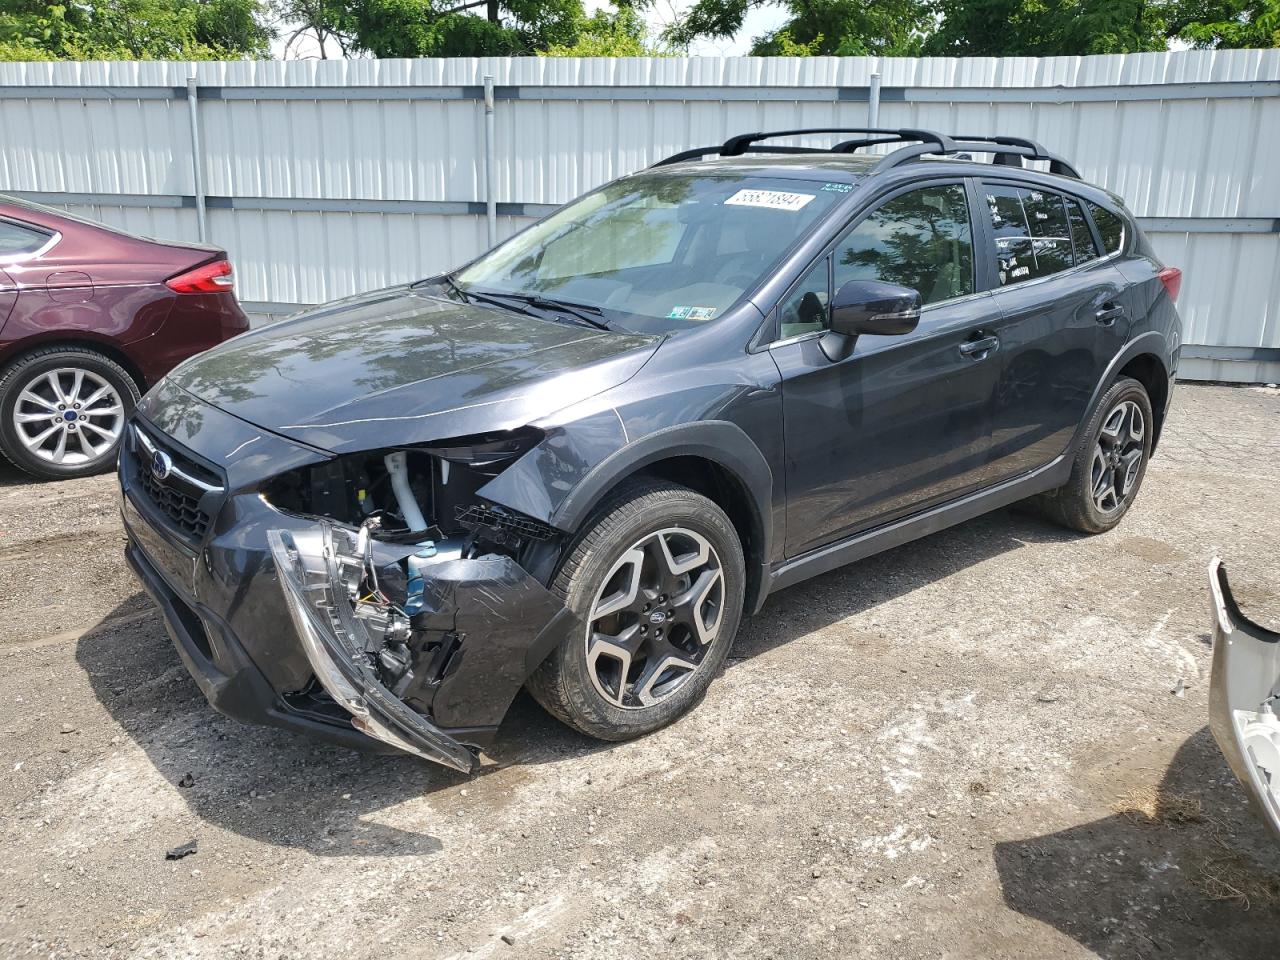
1088 203 1126 254
0 219 54 258
1066 200 1099 264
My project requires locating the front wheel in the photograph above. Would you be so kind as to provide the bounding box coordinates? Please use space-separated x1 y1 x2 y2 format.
526 479 745 741
1031 376 1154 534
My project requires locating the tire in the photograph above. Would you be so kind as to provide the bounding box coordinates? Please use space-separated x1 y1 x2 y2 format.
1030 376 1154 534
526 478 746 741
0 346 140 481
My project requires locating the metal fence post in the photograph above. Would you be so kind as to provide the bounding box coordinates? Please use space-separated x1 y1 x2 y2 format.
483 76 497 248
868 72 882 128
185 76 208 243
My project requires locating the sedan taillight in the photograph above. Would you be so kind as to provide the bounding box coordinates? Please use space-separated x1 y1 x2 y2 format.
167 259 234 294
1157 266 1182 303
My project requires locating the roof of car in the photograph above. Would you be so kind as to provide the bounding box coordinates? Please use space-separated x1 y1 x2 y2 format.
645 150 1123 209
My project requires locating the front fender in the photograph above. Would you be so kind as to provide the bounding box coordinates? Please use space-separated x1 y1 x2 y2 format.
480 417 775 613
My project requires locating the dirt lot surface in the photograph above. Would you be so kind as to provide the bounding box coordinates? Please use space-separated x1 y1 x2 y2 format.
1 382 1279 960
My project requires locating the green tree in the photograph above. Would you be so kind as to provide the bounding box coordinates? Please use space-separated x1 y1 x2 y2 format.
0 0 274 60
542 5 666 56
923 0 1280 54
664 0 1280 55
277 0 656 58
662 0 932 56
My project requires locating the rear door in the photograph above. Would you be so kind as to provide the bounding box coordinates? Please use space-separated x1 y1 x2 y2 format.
978 181 1130 479
772 179 1005 557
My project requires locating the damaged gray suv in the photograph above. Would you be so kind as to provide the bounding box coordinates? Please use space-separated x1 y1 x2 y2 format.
119 129 1183 772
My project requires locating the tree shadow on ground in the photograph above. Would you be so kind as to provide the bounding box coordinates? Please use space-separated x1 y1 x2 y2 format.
995 726 1280 960
75 506 1077 856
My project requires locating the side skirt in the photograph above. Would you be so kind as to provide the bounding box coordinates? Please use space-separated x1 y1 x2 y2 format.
763 455 1071 601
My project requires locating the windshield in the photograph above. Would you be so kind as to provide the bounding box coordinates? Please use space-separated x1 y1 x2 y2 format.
454 173 843 334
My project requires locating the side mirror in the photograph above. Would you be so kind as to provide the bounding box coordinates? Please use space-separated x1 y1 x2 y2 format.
829 280 922 338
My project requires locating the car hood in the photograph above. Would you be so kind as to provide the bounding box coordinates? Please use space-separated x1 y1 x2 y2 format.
168 286 660 453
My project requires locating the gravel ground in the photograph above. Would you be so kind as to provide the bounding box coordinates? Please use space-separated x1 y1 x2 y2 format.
1 382 1278 960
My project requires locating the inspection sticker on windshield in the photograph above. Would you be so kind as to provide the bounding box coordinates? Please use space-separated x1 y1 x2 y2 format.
724 189 815 212
667 305 717 321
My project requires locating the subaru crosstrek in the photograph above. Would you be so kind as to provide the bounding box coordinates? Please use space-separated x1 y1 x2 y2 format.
118 129 1182 772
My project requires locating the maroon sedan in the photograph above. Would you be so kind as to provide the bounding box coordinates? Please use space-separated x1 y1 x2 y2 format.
0 195 249 479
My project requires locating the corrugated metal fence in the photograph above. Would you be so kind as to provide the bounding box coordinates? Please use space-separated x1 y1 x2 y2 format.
1 52 1277 382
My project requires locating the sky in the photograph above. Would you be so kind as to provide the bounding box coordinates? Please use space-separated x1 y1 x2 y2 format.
273 0 791 59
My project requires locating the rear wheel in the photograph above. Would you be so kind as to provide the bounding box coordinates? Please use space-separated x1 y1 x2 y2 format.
1030 376 1153 534
0 347 139 480
526 479 745 741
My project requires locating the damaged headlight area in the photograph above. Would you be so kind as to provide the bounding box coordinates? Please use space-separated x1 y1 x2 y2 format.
1208 557 1280 841
262 427 552 554
263 430 570 771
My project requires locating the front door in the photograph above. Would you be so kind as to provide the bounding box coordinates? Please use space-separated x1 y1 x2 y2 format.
770 181 1005 558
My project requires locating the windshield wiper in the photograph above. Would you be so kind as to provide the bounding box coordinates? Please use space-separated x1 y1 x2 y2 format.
440 274 470 303
480 291 613 331
460 288 543 319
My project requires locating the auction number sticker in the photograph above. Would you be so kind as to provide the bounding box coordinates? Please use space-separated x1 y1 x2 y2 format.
724 189 815 212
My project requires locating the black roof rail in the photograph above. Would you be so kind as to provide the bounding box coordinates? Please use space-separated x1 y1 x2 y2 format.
872 138 1082 179
651 128 955 168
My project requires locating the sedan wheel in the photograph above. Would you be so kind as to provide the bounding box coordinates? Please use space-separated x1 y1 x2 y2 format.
13 367 125 467
0 347 139 480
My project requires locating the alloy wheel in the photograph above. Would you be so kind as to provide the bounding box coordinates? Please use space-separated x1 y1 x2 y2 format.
1090 399 1145 513
585 527 726 710
12 367 125 466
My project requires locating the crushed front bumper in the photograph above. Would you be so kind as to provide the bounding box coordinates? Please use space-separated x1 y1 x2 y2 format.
118 395 577 771
268 526 482 773
1208 557 1280 840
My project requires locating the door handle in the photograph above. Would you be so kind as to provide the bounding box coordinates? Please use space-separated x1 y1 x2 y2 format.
1095 303 1125 326
959 335 999 359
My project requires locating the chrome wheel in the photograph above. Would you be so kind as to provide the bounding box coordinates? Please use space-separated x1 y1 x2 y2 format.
12 367 124 466
1090 399 1145 513
585 527 726 710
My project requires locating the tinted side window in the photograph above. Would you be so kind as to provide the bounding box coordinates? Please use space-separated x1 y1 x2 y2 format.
985 184 1074 286
1088 202 1125 254
0 219 53 257
1066 200 1099 264
832 184 974 307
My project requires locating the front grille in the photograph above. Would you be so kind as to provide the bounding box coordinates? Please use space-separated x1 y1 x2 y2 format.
129 425 224 543
136 463 209 538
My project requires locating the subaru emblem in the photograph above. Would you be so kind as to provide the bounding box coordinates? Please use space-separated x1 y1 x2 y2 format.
151 449 173 481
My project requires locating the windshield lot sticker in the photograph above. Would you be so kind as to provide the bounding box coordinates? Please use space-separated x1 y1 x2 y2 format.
724 189 815 212
667 305 717 321
821 182 853 193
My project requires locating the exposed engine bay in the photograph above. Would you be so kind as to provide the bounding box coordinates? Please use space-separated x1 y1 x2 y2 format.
263 434 572 771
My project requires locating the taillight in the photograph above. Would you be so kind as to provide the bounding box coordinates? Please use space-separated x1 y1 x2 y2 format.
167 259 234 294
1157 266 1182 303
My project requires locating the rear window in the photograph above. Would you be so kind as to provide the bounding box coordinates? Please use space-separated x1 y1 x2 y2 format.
0 219 54 258
1088 202 1126 254
984 184 1075 286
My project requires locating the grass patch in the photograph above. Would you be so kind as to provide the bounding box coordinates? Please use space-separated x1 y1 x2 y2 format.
1113 787 1206 826
1189 851 1280 909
